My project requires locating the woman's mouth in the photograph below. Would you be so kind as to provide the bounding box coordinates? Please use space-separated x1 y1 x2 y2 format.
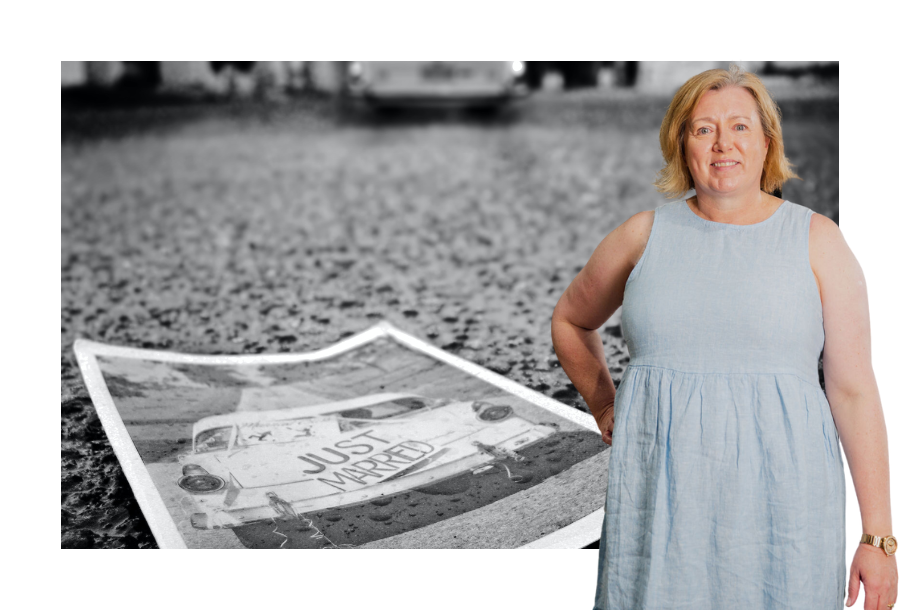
711 161 739 168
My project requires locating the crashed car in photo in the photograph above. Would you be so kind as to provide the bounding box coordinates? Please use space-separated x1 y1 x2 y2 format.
177 392 562 531
342 61 530 110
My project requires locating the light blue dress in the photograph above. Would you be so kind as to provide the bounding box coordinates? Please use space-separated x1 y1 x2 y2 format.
593 200 846 609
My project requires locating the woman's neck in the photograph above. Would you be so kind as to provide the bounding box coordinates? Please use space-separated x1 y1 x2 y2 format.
688 190 782 225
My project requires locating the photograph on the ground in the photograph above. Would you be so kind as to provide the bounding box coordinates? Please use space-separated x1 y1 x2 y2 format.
75 322 606 548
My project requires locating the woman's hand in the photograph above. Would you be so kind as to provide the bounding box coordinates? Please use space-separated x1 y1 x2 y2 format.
592 401 615 446
845 543 897 608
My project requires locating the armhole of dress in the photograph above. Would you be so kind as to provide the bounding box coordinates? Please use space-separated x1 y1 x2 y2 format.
624 207 659 288
805 209 825 314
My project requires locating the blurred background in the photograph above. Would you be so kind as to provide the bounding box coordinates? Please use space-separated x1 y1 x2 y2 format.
61 61 838 548
61 60 838 101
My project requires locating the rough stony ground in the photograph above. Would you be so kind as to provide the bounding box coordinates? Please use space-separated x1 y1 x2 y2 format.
61 89 839 548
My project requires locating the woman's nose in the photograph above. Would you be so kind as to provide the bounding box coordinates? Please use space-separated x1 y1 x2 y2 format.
714 130 733 151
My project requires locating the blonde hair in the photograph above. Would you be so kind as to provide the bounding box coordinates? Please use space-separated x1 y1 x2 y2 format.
654 64 799 198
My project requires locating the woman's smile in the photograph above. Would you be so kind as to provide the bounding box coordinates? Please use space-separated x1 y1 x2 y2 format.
711 159 739 168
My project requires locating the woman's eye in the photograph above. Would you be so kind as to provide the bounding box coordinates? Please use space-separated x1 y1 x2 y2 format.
698 127 711 135
735 124 747 131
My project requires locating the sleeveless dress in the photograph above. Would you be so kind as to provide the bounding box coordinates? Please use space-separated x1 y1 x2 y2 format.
593 200 846 609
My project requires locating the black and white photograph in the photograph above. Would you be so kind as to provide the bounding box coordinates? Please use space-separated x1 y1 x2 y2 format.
74 322 606 549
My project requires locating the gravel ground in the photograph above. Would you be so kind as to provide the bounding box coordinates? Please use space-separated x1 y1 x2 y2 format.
61 88 839 548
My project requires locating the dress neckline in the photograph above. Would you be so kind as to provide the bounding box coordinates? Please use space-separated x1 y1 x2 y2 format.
682 199 789 229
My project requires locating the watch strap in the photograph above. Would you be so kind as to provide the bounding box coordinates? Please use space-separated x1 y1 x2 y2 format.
861 533 898 556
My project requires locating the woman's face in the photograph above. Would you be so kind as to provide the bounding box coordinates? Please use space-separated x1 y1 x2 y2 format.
684 86 770 199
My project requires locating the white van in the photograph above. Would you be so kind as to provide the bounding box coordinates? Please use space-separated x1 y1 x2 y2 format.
176 392 557 529
343 61 529 109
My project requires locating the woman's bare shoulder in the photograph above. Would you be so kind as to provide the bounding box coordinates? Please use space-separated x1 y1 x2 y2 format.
574 209 656 284
808 212 846 266
809 211 839 236
616 209 655 266
620 209 655 233
554 209 656 329
808 212 864 291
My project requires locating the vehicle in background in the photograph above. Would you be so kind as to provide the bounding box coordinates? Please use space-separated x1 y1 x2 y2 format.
342 61 529 111
523 61 639 90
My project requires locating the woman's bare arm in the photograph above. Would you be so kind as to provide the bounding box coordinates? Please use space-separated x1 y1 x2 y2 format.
551 211 654 440
810 213 892 537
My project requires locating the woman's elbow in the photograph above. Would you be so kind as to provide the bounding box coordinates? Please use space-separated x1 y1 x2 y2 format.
551 297 573 329
550 302 572 343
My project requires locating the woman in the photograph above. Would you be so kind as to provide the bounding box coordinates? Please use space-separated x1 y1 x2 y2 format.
551 65 896 609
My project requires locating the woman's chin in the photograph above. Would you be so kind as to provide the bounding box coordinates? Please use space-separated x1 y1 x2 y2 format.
698 182 755 198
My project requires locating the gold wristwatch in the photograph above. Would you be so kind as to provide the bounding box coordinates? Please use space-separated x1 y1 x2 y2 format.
860 533 898 556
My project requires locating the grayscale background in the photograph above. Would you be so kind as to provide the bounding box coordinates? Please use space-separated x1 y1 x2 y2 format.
61 61 839 548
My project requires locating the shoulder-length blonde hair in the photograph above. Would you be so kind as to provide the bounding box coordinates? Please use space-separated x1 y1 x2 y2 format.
654 64 799 198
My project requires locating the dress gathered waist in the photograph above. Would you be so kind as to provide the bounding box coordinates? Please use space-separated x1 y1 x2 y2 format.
624 360 823 388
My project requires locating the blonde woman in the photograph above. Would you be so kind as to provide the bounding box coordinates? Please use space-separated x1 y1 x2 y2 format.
551 65 896 609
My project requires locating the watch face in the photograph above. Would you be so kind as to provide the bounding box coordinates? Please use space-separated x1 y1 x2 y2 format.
885 536 898 555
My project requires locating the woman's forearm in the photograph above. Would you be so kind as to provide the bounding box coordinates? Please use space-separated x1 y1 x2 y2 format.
831 389 893 535
550 315 618 417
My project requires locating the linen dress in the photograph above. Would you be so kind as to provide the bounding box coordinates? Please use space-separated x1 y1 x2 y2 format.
593 200 846 609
